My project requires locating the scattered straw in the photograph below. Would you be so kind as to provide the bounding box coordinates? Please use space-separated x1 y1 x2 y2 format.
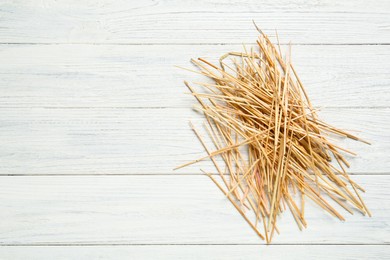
175 24 370 243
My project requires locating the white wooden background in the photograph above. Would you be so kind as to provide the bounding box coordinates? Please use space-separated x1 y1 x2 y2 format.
0 0 389 259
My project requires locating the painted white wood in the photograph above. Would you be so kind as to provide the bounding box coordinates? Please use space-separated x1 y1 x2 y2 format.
0 245 388 260
0 0 389 44
0 175 388 245
0 44 388 108
0 1 388 258
0 107 387 175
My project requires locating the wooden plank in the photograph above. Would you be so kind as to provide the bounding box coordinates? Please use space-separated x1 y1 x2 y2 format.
0 44 388 108
0 245 388 259
0 175 388 244
0 1 389 44
0 107 388 175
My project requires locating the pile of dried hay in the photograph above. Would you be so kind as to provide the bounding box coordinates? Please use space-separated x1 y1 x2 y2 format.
175 25 370 243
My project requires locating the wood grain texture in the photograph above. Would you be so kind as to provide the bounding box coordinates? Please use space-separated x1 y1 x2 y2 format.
0 245 388 260
0 0 389 44
1 1 389 257
0 175 388 245
0 44 388 108
0 107 388 175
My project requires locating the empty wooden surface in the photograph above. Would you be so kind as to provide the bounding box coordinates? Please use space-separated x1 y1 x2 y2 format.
0 0 389 44
0 245 388 260
0 175 388 244
0 0 389 259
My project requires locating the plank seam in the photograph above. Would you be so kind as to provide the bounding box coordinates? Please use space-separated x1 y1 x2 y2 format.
0 173 387 176
0 243 388 246
0 43 389 46
0 106 388 109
